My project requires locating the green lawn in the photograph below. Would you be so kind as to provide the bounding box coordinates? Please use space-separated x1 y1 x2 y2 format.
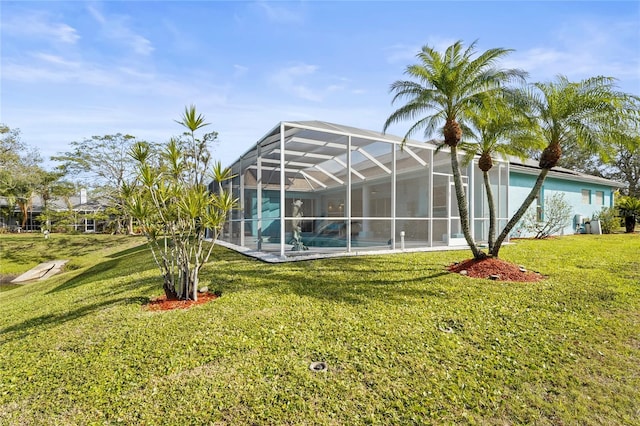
0 233 638 425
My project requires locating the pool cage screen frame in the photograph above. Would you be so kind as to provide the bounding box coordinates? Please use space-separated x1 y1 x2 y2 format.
214 121 509 259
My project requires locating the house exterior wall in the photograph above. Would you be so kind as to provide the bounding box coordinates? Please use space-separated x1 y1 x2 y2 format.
508 170 617 237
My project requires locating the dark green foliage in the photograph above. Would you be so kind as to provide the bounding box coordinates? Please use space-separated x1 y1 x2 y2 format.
617 196 640 233
593 207 619 234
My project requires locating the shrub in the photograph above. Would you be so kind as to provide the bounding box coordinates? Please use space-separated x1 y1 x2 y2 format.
522 193 572 239
616 195 640 233
592 207 618 234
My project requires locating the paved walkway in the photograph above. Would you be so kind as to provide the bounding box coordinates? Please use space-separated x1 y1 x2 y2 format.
215 239 472 263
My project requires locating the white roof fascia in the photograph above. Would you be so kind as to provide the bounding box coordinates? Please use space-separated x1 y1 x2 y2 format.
509 163 626 188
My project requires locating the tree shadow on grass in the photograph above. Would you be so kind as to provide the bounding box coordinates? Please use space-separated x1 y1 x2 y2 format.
0 295 150 344
47 246 156 294
206 247 454 305
106 244 148 259
237 270 451 305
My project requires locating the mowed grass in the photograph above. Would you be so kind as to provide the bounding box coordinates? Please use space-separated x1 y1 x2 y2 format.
0 233 638 425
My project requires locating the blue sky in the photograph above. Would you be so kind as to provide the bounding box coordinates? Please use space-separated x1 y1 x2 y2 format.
2 1 639 168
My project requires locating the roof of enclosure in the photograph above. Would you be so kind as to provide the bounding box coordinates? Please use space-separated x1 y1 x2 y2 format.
231 120 440 192
227 120 625 191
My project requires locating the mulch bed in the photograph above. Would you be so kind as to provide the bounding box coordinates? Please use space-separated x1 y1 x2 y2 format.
448 257 544 282
144 292 220 311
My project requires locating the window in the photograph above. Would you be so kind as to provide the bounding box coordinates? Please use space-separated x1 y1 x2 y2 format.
582 189 591 204
536 189 543 221
595 191 604 205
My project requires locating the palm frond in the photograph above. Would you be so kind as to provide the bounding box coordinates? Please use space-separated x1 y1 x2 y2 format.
175 105 210 133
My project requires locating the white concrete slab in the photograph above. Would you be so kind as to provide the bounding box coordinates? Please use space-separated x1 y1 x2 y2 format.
10 260 70 283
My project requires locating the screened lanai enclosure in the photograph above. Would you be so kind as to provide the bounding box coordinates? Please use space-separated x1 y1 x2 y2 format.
214 121 510 259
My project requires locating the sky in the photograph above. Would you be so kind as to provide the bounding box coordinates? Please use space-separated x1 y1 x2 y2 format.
1 1 639 169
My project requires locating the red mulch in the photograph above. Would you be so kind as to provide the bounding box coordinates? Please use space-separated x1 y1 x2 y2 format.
448 257 544 282
144 292 219 311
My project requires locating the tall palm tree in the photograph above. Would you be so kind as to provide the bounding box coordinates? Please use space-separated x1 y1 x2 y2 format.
383 40 526 259
491 76 640 256
460 97 536 252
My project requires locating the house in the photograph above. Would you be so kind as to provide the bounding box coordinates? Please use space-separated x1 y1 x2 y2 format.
0 189 110 233
213 121 624 259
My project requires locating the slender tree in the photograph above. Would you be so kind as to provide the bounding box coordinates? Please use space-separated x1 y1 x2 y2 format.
459 97 536 252
383 40 526 259
52 133 147 234
128 106 236 301
605 133 640 198
0 125 46 230
491 76 640 256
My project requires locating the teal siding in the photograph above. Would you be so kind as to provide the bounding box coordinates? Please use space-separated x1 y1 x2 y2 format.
508 171 615 237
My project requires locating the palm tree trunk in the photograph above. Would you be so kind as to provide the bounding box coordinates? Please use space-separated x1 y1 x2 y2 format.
450 145 485 259
491 168 550 257
483 171 496 252
18 201 29 229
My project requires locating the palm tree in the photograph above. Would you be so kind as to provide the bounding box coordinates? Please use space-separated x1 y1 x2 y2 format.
383 40 526 259
617 195 640 233
491 76 640 256
459 97 536 252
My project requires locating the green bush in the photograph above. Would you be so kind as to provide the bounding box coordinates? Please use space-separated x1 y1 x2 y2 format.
593 206 618 234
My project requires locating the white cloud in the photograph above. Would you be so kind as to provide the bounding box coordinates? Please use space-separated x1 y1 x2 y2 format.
3 53 121 86
384 43 419 64
505 18 640 85
270 64 360 103
233 64 249 78
1 11 79 44
270 64 324 101
254 1 304 24
86 5 154 56
32 52 81 68
2 52 232 105
384 36 459 64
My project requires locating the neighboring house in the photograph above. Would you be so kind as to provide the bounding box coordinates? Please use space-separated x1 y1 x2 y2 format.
0 189 111 233
213 121 624 259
